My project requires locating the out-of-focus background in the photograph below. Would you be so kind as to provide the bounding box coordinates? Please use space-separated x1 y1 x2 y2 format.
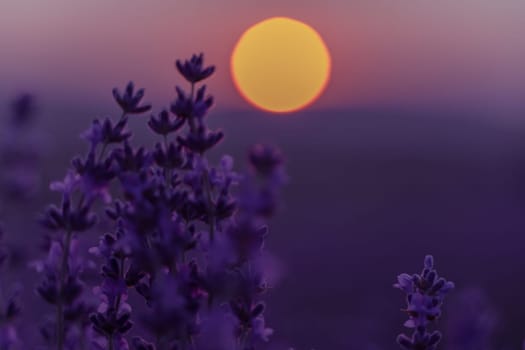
1 0 524 349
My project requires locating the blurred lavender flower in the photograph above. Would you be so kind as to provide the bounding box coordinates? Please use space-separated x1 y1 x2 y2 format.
394 255 454 350
201 144 285 350
1 93 42 198
37 170 98 349
0 227 22 350
445 288 498 350
9 93 35 127
33 237 94 350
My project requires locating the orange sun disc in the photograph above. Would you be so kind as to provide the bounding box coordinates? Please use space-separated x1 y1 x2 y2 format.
231 17 331 113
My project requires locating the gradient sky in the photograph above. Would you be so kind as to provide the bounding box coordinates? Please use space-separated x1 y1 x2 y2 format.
1 0 525 116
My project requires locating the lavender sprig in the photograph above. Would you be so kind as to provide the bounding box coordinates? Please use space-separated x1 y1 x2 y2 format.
173 55 221 243
394 255 454 350
89 230 133 350
37 171 97 350
112 82 152 116
0 226 22 350
175 53 215 84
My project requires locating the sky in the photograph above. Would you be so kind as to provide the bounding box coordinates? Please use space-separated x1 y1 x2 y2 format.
1 0 525 117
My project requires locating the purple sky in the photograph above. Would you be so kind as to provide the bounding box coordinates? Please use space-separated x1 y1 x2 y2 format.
1 0 525 117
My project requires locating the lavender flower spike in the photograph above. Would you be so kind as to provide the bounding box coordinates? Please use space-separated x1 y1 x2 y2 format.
175 53 215 83
394 255 454 350
112 82 152 115
0 226 22 350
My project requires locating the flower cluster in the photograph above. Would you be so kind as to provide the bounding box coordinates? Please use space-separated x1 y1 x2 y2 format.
394 255 455 350
33 53 286 350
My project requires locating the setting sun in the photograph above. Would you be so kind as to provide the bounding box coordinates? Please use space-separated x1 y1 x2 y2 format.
231 17 331 113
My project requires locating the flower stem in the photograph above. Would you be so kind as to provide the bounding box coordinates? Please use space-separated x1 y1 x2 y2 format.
202 170 216 243
163 135 172 187
187 82 216 243
98 112 126 162
188 83 197 132
108 334 114 350
57 229 73 350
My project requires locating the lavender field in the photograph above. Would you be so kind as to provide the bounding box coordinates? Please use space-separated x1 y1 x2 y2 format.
1 1 525 350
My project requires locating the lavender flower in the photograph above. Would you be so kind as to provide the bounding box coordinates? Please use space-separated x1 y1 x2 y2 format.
394 255 454 350
445 288 498 350
81 118 131 151
112 82 152 115
148 110 184 136
177 125 223 155
38 171 98 349
89 231 133 350
0 226 22 350
9 93 35 127
33 237 93 350
175 53 215 83
1 94 41 198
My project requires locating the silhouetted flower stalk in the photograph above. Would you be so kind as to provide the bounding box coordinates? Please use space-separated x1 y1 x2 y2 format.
56 228 71 350
394 255 455 350
1 93 41 199
38 170 97 350
0 226 22 350
174 54 219 243
89 227 134 350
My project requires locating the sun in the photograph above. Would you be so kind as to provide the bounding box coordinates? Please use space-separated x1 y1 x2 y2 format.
231 17 331 114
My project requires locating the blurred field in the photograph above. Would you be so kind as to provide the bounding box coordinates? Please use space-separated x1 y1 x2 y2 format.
2 103 524 349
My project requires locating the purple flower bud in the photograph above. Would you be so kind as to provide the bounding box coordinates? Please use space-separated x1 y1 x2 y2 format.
395 256 453 350
175 53 215 83
153 142 185 169
424 255 434 269
148 109 184 136
10 93 35 126
170 86 193 120
249 144 283 176
177 126 224 154
113 82 152 115
113 142 151 173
